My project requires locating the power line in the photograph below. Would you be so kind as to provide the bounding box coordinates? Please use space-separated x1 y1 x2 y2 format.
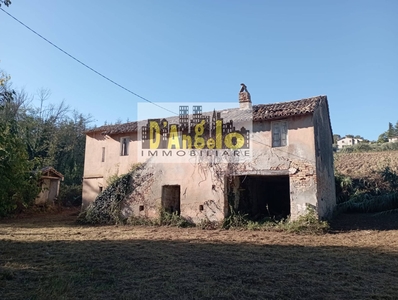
1 8 321 164
0 7 178 116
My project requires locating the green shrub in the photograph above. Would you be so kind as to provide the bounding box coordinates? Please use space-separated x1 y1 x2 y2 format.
336 167 398 215
157 208 194 228
126 216 157 226
380 166 398 189
58 184 82 207
198 219 222 230
222 206 328 234
222 206 248 229
337 192 398 214
281 208 330 234
77 164 145 225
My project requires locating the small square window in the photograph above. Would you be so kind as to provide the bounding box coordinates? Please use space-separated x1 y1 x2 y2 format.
120 137 129 156
272 121 287 147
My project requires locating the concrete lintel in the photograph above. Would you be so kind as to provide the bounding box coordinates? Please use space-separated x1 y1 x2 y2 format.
83 175 104 179
232 170 289 176
41 176 63 180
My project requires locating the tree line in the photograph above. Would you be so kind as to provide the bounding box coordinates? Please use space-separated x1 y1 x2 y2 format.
333 121 398 145
0 68 91 216
377 122 398 143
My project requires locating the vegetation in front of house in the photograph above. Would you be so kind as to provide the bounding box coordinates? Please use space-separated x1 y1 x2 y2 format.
79 171 328 233
222 206 329 234
77 164 146 225
335 157 398 215
126 209 195 228
77 163 195 227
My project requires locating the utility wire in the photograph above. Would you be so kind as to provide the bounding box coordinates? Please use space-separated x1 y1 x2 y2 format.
0 8 178 116
1 8 320 164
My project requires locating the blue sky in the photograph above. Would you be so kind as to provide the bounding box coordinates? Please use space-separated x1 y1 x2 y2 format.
1 0 397 141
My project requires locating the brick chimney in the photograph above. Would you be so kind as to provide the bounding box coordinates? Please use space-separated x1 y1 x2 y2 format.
239 83 252 110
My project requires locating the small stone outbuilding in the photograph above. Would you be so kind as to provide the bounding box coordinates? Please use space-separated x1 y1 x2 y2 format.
35 167 64 205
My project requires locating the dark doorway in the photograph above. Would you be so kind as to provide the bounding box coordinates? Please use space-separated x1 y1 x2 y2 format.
233 175 290 220
161 185 181 214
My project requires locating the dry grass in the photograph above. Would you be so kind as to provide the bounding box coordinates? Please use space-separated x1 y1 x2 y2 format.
1 209 398 299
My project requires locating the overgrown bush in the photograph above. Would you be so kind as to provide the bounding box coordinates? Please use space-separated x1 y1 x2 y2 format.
381 166 398 189
336 166 398 215
58 184 82 207
222 206 249 229
281 208 330 234
222 206 329 234
0 123 41 216
157 209 194 228
77 164 145 225
337 192 398 215
77 164 196 227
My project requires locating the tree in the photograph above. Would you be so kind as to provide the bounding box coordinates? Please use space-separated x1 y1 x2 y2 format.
23 89 70 168
0 67 92 213
377 121 398 143
377 133 388 143
52 111 90 186
387 122 395 138
333 134 341 144
0 73 39 216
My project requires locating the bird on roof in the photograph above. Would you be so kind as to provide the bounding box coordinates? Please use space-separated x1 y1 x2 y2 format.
240 83 248 93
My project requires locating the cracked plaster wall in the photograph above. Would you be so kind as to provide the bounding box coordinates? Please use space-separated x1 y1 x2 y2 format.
83 113 334 222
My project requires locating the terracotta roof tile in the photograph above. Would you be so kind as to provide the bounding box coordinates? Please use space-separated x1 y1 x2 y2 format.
86 95 327 135
252 96 325 121
86 121 138 135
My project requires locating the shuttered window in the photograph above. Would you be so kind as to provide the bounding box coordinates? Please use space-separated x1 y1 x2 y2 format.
272 121 288 147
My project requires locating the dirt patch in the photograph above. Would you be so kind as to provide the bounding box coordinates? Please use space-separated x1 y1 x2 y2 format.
334 151 398 187
1 211 398 299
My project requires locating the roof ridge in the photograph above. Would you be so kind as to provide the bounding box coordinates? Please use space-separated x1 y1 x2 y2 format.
87 95 327 135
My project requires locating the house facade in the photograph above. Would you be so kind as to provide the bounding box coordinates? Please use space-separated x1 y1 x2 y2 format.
388 137 398 143
82 92 336 222
336 136 363 149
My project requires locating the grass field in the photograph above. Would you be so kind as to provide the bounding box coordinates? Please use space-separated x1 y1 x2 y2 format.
1 209 398 300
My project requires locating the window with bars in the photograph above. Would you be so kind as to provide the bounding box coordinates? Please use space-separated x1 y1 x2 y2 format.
272 121 288 147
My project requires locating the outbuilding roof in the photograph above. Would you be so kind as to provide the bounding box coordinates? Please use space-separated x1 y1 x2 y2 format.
40 167 64 180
